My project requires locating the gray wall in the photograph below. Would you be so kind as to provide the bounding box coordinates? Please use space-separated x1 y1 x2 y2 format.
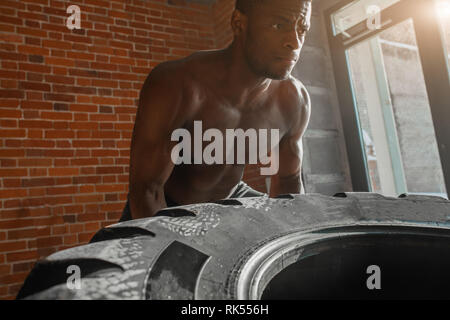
292 0 352 195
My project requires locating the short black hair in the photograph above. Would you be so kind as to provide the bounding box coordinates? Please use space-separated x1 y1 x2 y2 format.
235 0 311 15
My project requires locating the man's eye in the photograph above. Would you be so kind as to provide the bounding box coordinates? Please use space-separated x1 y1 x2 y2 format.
272 23 283 30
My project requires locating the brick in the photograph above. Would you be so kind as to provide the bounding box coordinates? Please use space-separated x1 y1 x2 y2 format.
44 93 75 102
0 241 27 253
28 186 46 195
63 234 77 245
46 186 77 195
0 149 25 158
3 179 21 188
18 159 52 167
0 169 27 177
72 140 101 148
41 111 72 121
20 100 52 110
7 228 36 240
5 250 37 263
0 90 24 99
100 203 124 212
0 264 11 276
89 114 117 122
34 216 64 227
4 139 22 148
44 75 74 85
19 81 50 91
105 193 118 202
45 149 74 157
36 236 63 247
1 79 18 89
12 261 34 273
95 166 123 175
53 84 96 95
102 175 116 183
74 195 103 204
69 104 97 113
0 128 26 137
91 130 120 139
63 34 92 44
19 63 50 73
0 99 20 108
0 189 27 199
41 39 71 50
0 159 16 167
48 168 79 176
45 130 75 139
0 119 17 127
53 103 69 111
0 70 25 80
0 271 29 284
17 45 49 56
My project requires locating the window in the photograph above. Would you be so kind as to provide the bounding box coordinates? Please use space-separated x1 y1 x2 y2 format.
436 0 450 66
331 0 400 36
347 19 446 196
326 0 450 197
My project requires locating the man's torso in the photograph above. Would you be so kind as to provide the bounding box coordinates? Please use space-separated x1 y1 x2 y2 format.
144 51 306 205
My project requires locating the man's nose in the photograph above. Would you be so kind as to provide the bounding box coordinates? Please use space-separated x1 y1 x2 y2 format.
283 29 302 51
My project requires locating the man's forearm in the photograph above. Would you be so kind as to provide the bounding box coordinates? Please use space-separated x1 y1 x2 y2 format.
129 184 167 219
271 173 304 196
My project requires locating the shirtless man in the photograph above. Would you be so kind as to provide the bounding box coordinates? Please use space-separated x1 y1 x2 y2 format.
120 0 312 221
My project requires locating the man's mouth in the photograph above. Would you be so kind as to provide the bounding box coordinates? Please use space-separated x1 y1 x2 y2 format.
277 56 298 64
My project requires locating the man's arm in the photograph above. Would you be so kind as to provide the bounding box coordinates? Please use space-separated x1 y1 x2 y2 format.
128 64 185 219
270 80 311 196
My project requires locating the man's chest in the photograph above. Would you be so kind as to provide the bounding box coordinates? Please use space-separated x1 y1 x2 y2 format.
171 96 289 169
184 94 290 136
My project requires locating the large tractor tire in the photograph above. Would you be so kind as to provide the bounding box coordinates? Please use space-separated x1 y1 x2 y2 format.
17 193 450 300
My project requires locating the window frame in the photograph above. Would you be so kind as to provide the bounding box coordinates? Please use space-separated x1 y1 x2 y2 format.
324 0 450 194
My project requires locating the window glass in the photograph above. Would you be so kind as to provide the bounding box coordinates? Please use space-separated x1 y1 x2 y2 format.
436 0 450 66
347 19 447 197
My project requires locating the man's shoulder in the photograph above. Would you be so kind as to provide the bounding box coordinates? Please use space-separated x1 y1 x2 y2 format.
151 51 221 79
278 76 310 105
144 58 186 87
143 50 222 95
272 76 311 138
276 76 311 117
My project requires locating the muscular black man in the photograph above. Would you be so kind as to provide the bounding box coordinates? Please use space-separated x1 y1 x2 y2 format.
120 0 312 221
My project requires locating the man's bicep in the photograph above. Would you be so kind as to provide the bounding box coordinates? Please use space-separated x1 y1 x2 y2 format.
273 82 311 194
134 66 185 144
132 65 186 177
128 67 184 217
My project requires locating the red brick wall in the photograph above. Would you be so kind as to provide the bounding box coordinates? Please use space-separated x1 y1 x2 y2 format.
0 0 270 299
212 0 234 48
0 0 242 300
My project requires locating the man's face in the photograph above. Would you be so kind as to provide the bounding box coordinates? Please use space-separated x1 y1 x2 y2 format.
242 0 312 80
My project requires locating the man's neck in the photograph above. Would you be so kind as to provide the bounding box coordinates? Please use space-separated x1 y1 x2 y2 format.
221 41 272 107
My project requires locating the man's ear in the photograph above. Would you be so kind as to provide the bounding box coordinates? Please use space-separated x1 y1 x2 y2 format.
231 9 248 37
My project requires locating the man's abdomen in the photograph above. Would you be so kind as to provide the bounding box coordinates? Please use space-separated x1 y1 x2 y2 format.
164 163 246 205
